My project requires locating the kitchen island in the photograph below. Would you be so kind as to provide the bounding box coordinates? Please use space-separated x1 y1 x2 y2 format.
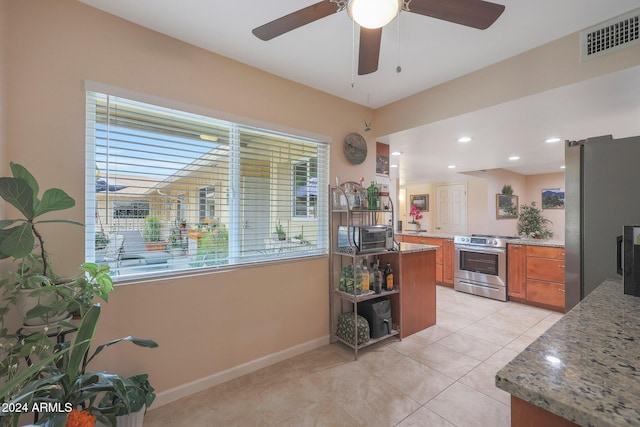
496 279 640 426
380 242 439 338
396 232 456 287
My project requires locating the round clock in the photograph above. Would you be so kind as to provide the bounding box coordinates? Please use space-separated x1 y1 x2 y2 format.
344 132 367 165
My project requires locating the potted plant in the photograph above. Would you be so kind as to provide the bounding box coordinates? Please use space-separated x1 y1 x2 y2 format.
517 202 554 239
143 216 165 252
274 221 286 241
1 304 158 427
408 205 423 231
0 162 114 326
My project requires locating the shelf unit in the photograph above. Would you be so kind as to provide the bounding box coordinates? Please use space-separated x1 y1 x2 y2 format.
329 182 401 359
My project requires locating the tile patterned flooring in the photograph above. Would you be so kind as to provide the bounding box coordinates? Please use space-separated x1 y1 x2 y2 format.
145 286 563 426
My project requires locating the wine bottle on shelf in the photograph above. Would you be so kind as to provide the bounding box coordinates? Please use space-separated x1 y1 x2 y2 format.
383 262 394 291
360 260 370 292
374 259 383 294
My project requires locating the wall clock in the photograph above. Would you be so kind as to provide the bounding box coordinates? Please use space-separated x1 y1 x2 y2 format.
344 132 367 165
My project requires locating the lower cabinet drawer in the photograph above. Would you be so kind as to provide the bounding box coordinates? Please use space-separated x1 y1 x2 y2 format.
526 279 565 309
527 257 565 283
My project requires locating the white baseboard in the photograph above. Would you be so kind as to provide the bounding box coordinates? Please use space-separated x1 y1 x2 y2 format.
151 335 330 409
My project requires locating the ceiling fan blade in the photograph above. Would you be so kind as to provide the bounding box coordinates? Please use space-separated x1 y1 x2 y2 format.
252 1 339 41
358 27 382 75
407 0 505 30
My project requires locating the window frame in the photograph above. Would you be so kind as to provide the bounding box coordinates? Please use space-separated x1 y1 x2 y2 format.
84 85 330 283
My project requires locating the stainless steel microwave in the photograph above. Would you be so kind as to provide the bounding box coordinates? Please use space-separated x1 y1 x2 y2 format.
338 225 394 254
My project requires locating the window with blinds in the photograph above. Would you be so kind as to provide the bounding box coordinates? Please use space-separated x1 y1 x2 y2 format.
85 91 329 281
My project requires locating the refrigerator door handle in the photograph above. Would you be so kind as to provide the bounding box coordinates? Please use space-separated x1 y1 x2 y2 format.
617 235 623 275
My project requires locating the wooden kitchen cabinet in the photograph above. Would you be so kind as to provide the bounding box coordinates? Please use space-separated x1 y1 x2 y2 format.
525 245 565 311
507 244 526 299
442 239 454 286
507 243 565 312
398 235 454 287
397 249 436 338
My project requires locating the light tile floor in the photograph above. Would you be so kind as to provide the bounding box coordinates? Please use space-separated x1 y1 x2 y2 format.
145 286 564 427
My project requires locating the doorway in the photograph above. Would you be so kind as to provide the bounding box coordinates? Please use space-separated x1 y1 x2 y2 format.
435 183 467 234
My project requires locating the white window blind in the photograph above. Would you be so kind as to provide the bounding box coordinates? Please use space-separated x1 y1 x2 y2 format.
85 91 329 280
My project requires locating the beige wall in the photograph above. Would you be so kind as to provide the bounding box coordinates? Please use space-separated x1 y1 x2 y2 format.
525 173 566 240
374 31 640 138
2 0 631 407
2 0 374 402
0 0 6 179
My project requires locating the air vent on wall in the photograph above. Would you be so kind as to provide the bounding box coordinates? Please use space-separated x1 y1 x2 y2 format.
581 8 640 61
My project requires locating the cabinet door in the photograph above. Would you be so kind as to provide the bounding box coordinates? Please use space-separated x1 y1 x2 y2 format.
442 239 454 285
526 257 565 284
526 279 565 310
402 235 421 244
508 244 526 298
526 245 565 260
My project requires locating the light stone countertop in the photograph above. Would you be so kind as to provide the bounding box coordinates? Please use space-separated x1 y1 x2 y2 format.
496 279 640 426
397 242 439 254
396 232 457 239
508 238 565 248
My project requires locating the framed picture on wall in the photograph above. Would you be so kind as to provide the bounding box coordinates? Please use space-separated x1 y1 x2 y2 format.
410 194 429 212
496 194 518 219
542 188 565 209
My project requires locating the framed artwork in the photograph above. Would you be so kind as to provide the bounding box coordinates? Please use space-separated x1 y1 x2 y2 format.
496 194 518 219
542 188 565 209
410 194 429 212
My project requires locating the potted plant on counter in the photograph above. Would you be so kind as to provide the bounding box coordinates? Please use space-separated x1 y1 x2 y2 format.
517 202 554 239
407 205 423 231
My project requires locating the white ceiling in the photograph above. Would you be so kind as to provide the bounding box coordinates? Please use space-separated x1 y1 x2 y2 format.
78 0 640 184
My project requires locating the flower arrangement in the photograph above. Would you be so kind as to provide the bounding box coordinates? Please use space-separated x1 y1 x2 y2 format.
409 205 423 226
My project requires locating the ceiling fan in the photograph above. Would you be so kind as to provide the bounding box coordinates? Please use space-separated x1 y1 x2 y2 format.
252 0 505 76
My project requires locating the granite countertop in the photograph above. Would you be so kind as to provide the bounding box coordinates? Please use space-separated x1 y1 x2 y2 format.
397 232 457 239
508 238 565 248
397 242 439 254
496 279 640 426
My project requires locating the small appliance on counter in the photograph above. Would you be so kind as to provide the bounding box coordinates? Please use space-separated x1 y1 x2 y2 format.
617 225 640 297
358 298 392 338
337 225 394 254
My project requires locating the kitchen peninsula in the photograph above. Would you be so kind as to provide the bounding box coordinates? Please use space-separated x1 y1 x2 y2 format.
496 279 640 427
396 232 456 287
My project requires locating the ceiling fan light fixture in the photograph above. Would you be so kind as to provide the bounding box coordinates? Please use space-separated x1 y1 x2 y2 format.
347 0 402 29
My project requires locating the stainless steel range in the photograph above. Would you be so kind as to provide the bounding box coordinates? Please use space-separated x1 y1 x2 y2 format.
453 234 517 301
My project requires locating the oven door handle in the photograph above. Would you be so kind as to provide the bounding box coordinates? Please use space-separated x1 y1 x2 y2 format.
454 244 506 254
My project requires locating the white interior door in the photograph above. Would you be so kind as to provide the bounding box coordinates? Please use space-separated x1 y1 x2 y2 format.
241 176 271 254
435 183 467 234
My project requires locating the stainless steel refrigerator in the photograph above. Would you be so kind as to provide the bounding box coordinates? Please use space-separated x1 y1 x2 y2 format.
565 134 640 310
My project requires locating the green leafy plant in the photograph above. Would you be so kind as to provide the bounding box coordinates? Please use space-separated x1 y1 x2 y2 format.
0 162 114 321
517 202 553 239
142 216 162 242
501 184 513 195
2 304 158 427
274 220 286 240
0 162 83 278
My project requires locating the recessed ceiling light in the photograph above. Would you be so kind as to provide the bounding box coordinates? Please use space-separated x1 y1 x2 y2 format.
545 137 562 143
390 164 398 168
509 156 520 161
560 165 566 169
391 151 401 156
458 137 472 143
448 165 456 169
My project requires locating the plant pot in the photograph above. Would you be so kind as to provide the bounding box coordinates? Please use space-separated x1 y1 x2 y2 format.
96 408 145 427
16 289 70 327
